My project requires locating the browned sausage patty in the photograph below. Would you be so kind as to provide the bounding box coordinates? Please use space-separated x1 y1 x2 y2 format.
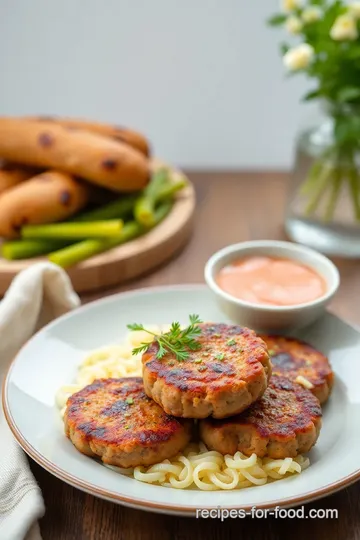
199 375 322 459
64 377 191 468
142 323 271 419
260 335 334 404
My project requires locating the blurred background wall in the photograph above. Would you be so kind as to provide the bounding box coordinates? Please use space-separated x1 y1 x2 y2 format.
0 0 316 169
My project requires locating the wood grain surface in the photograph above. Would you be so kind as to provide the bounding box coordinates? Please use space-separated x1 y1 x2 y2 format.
30 171 360 540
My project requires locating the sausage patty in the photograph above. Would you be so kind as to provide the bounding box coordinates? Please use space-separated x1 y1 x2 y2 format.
199 375 322 459
142 323 271 419
64 377 191 468
260 335 334 404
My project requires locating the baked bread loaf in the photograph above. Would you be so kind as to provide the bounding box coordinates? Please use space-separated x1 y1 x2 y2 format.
0 118 150 192
28 116 150 157
0 162 37 194
0 170 90 238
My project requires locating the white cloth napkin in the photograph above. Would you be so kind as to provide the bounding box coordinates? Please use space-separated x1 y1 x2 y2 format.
0 262 80 540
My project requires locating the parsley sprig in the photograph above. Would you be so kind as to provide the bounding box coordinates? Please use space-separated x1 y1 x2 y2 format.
127 314 203 361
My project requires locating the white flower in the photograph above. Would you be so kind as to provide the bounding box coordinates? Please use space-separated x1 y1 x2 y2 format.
302 6 322 24
330 14 358 41
283 43 314 71
349 2 360 19
282 0 301 13
285 15 303 34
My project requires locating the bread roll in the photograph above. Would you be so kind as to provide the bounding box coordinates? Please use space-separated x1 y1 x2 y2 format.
0 118 150 192
0 170 90 238
0 164 35 194
27 116 150 157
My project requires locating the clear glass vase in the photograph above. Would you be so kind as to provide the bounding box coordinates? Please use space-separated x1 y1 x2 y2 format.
285 104 360 258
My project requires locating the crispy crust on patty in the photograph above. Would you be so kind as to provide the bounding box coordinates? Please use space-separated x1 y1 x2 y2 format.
142 323 272 419
199 375 322 459
260 335 334 404
64 377 191 468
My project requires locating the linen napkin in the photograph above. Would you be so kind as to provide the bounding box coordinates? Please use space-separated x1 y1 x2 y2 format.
0 262 80 540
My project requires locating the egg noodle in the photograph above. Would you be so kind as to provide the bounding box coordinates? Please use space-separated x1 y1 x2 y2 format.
56 325 310 491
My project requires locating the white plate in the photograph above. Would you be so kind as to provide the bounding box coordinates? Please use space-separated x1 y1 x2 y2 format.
3 285 360 516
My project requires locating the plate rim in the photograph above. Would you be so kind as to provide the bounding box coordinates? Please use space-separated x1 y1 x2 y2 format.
3 284 360 515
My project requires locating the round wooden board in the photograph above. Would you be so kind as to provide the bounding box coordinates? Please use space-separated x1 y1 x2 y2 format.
0 162 196 295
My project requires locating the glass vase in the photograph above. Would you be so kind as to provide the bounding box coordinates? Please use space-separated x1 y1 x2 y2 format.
285 104 360 258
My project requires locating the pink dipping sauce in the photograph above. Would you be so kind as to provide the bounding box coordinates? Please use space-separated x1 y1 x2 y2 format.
217 256 327 307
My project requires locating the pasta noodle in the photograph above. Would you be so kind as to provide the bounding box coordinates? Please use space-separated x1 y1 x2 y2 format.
56 325 310 491
107 443 310 491
55 326 154 411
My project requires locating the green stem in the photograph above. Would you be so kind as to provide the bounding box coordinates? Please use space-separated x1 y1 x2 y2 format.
64 168 176 225
73 196 137 222
348 167 360 222
134 169 172 227
299 148 334 196
304 164 333 216
1 201 134 259
21 220 123 240
48 223 139 267
156 179 187 202
1 239 69 260
149 168 171 192
323 169 343 222
48 201 172 268
299 160 324 196
2 178 185 261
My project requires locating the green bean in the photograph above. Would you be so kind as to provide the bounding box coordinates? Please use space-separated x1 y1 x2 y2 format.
4 171 186 261
1 239 69 260
21 220 124 240
155 179 187 202
134 168 171 227
48 201 172 268
73 195 137 222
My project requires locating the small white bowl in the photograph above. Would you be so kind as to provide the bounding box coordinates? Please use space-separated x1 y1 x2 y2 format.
204 240 340 333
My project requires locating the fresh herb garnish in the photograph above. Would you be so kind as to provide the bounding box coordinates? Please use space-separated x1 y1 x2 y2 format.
126 397 134 405
127 314 203 362
227 339 236 346
194 358 202 364
268 349 275 356
215 353 225 361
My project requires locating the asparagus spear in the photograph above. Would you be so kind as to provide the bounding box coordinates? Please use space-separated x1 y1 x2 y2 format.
73 177 185 224
48 201 172 268
2 176 186 261
1 239 70 260
21 220 124 240
134 168 171 227
1 197 134 260
73 195 137 222
156 178 187 202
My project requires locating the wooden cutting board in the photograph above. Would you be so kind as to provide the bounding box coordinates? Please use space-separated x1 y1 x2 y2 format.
0 162 196 294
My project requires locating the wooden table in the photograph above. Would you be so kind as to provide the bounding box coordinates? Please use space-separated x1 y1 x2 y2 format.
31 172 360 540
